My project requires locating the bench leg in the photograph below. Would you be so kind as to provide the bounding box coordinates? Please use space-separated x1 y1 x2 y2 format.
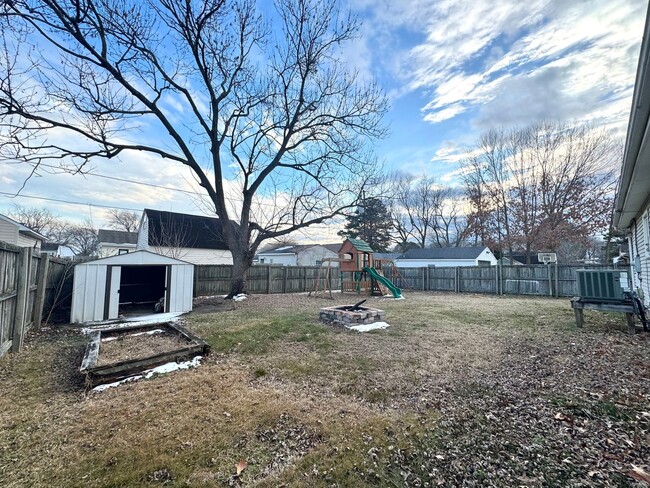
626 313 636 335
574 307 584 328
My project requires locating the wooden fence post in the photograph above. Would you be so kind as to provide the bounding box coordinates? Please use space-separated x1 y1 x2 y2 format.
32 253 49 328
266 265 271 294
282 266 288 293
11 247 31 353
455 267 460 293
548 264 552 297
554 261 559 298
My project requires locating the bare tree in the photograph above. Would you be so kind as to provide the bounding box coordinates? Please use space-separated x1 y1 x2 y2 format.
391 175 444 249
0 0 386 297
430 191 472 248
64 221 98 256
7 204 70 242
106 209 140 233
462 121 619 262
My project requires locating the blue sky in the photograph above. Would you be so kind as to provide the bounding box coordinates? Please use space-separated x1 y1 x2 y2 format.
0 0 646 241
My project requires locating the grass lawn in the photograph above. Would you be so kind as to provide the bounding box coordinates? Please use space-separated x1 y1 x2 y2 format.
1 291 649 487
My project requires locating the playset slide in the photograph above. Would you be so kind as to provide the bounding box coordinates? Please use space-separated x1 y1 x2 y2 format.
363 267 402 298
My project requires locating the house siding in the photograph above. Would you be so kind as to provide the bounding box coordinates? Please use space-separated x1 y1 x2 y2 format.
152 247 232 265
296 247 338 266
16 234 41 250
630 205 650 306
98 243 137 258
0 220 19 245
137 215 150 250
395 258 476 268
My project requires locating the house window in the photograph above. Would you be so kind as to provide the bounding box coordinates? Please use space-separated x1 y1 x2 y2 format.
260 258 265 263
315 260 322 266
118 248 129 255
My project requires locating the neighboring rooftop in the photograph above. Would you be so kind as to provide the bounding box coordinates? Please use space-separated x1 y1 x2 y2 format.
399 246 488 260
143 209 229 250
98 229 138 245
260 243 342 255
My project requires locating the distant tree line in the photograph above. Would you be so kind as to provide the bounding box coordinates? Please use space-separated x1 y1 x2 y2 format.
339 121 620 263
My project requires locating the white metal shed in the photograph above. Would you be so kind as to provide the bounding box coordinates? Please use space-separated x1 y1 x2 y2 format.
71 251 194 323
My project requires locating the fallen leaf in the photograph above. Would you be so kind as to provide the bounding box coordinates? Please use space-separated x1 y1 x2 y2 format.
236 459 247 476
628 465 650 483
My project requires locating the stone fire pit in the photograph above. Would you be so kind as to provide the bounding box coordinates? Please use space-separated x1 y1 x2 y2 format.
320 304 385 327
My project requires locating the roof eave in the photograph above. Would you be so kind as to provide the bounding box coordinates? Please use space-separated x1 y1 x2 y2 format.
614 5 650 229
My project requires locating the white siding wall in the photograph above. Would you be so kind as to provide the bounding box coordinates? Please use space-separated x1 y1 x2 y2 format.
152 247 232 265
630 206 650 306
136 215 150 250
98 243 136 258
258 253 296 265
395 259 476 268
476 248 497 265
296 247 338 266
16 234 41 250
0 220 18 245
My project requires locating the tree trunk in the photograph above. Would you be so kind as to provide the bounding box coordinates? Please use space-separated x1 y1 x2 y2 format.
227 247 251 298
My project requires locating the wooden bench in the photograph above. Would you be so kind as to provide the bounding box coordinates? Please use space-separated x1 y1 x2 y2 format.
570 297 637 334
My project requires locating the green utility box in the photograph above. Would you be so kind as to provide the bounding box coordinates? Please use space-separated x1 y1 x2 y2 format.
576 270 631 301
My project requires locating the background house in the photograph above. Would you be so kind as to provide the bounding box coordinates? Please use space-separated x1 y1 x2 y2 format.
97 229 138 257
256 243 340 266
0 214 45 250
395 246 497 268
137 209 232 265
614 10 650 306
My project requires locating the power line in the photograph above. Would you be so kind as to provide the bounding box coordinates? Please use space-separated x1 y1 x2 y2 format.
0 191 143 212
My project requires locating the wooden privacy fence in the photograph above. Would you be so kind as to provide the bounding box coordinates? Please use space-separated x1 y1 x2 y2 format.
0 242 74 358
383 264 631 297
194 264 342 296
194 263 627 298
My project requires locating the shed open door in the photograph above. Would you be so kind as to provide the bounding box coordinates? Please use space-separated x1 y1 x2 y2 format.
106 266 121 319
164 265 172 313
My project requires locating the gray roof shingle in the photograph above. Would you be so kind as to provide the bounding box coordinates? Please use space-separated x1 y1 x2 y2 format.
98 229 138 245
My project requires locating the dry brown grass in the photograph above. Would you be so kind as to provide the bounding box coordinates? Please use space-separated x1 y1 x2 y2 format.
0 291 648 487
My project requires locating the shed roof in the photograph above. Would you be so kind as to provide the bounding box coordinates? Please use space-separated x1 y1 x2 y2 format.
344 238 373 252
399 246 488 260
98 229 138 245
76 250 193 266
143 209 229 250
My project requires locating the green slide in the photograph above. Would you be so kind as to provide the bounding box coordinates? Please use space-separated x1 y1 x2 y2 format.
363 267 402 298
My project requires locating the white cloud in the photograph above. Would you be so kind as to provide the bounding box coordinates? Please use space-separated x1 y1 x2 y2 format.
354 0 645 131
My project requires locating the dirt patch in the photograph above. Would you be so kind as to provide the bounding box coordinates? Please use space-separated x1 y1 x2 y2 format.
192 295 237 314
97 331 190 366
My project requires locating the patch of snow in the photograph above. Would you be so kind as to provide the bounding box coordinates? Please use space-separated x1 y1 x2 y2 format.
348 321 391 332
91 356 203 393
384 294 405 300
143 356 203 378
232 294 248 302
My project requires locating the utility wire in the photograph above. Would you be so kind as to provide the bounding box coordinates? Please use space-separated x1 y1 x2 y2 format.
0 191 143 212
